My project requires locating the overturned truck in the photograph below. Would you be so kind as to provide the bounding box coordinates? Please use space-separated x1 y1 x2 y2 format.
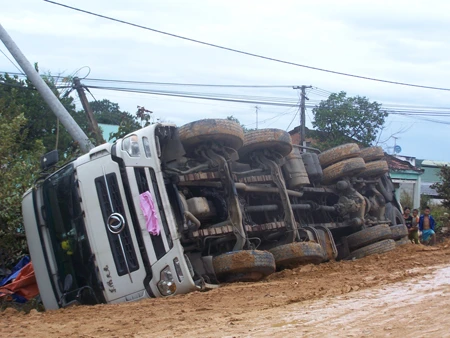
22 119 407 310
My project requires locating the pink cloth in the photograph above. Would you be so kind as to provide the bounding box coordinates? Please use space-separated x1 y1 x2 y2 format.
139 191 160 235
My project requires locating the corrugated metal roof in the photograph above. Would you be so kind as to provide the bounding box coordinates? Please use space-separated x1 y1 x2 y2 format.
385 154 423 172
421 160 450 167
421 182 440 197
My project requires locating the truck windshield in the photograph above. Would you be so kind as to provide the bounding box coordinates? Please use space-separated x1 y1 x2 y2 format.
42 164 102 305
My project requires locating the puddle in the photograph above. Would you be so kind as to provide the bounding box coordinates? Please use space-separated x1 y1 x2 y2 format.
241 265 450 337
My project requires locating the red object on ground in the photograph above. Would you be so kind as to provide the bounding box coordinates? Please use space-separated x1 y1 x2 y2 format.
0 262 39 300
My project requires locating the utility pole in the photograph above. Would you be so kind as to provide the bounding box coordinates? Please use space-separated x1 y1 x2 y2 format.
0 23 93 153
255 105 260 129
293 85 312 148
73 77 105 145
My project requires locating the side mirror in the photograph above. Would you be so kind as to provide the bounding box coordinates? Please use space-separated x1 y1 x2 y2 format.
41 150 59 170
63 274 73 293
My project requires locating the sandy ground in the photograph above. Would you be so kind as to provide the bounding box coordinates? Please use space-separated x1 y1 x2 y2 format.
2 241 450 337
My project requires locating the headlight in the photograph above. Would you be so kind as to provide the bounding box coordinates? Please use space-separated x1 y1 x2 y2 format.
122 135 140 157
157 266 176 296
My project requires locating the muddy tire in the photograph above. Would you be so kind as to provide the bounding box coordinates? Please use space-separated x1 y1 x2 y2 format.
360 146 385 162
269 242 325 269
316 228 337 261
346 224 392 251
238 129 292 160
385 203 405 226
390 223 409 240
318 143 361 168
213 250 276 283
322 157 366 185
359 160 389 178
396 237 411 247
377 174 395 203
178 119 244 154
349 239 396 259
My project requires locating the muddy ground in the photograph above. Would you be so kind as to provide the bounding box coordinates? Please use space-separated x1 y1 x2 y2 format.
2 242 450 337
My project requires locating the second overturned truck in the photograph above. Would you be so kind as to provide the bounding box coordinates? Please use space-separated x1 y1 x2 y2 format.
22 118 407 310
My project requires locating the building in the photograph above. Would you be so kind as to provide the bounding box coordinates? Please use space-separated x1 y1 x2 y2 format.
386 155 423 209
416 160 450 205
98 123 119 143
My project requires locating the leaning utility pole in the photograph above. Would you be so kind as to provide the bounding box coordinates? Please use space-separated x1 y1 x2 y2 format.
73 77 105 145
293 85 312 148
0 23 93 153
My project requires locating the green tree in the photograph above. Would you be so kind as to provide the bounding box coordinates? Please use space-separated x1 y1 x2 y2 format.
90 99 140 140
431 166 450 209
0 73 89 156
312 91 388 149
0 99 44 267
226 115 255 133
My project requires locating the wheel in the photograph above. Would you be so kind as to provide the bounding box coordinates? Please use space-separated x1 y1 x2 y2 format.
349 239 396 259
377 174 395 203
346 224 392 251
396 237 411 247
360 146 384 162
178 119 244 154
316 228 337 261
359 160 389 178
385 203 405 226
390 223 408 240
322 157 366 185
269 242 325 269
318 143 361 168
238 129 292 160
212 250 276 283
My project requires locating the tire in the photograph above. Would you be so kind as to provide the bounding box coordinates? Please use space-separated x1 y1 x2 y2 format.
213 250 276 283
318 143 361 168
360 146 385 162
359 160 389 178
346 224 392 251
238 129 292 160
316 228 336 261
269 242 325 269
322 157 366 185
349 239 396 259
178 119 244 154
390 223 408 240
377 174 395 203
385 203 405 226
396 237 411 247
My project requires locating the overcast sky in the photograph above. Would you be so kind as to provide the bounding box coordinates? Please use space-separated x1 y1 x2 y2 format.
1 0 449 161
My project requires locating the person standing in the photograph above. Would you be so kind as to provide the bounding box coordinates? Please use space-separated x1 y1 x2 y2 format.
419 206 437 246
408 208 420 244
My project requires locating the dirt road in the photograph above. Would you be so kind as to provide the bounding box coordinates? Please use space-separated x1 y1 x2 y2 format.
2 242 450 337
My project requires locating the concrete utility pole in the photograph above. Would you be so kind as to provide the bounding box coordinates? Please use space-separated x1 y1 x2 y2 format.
0 23 93 153
293 85 312 148
255 105 260 129
73 77 105 145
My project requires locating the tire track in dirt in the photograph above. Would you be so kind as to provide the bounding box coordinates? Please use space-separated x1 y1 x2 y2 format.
1 242 449 337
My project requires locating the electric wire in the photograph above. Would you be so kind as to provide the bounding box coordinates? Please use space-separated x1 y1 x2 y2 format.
42 0 450 92
0 48 24 74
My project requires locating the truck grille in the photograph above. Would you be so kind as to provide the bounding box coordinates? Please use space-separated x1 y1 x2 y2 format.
134 167 174 259
95 173 139 276
134 168 166 259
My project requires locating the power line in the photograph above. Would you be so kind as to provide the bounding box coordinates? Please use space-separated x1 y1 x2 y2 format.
84 78 293 88
0 48 23 74
4 68 450 119
0 70 296 88
43 0 450 92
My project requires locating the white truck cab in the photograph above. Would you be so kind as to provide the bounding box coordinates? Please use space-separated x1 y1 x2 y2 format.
23 124 198 310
